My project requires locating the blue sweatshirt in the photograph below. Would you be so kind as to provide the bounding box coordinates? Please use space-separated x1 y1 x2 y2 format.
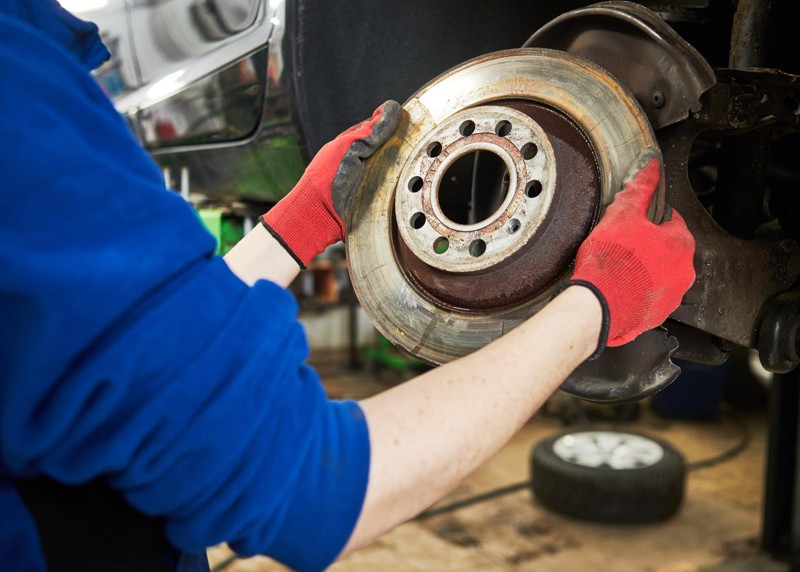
0 2 370 571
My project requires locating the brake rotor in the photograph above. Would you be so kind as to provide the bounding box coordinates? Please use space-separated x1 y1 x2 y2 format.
347 48 658 367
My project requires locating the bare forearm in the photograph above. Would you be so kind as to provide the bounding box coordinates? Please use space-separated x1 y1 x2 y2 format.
223 224 301 287
345 285 602 552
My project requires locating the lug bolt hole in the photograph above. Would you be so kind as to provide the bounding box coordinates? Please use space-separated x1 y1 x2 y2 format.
410 212 426 229
408 176 423 193
526 180 543 198
433 237 449 254
469 239 487 257
507 219 521 234
459 120 476 136
521 143 538 160
495 120 512 137
427 141 443 158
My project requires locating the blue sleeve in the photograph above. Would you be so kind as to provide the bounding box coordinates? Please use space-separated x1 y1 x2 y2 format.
0 13 369 572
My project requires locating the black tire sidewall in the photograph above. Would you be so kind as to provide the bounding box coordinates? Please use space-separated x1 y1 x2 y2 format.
531 430 686 524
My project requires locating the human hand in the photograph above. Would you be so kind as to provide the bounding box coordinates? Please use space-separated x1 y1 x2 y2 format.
570 148 696 350
261 100 401 267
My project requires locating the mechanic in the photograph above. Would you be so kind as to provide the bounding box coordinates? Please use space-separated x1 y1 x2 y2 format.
0 2 695 572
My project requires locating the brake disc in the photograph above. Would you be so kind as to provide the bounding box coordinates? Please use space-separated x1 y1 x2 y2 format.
346 48 677 401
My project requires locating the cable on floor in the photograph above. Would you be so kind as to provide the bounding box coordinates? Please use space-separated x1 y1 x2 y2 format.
415 479 531 521
211 409 751 571
566 397 752 472
686 412 751 471
416 409 751 521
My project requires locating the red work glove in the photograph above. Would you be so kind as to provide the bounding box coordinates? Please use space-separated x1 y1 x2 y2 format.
570 148 696 352
261 100 401 267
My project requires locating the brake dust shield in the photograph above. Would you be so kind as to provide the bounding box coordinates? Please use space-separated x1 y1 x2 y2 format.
346 48 675 402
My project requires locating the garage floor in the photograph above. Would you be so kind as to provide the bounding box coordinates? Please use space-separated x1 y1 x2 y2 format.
208 352 788 572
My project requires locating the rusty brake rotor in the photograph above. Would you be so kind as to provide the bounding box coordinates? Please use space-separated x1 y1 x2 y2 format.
347 47 668 401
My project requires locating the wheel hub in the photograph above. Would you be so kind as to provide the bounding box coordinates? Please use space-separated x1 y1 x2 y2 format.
394 100 600 310
395 105 557 273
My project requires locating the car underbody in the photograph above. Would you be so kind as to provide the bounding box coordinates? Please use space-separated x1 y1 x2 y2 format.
96 0 800 402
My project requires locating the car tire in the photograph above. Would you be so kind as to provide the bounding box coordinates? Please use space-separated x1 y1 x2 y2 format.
530 430 686 523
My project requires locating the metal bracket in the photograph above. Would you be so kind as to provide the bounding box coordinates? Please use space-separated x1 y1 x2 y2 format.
561 328 681 404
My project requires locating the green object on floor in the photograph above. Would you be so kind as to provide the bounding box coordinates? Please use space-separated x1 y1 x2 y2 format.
197 208 245 255
363 335 427 371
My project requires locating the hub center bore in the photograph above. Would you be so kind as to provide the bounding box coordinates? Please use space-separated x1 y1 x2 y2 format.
431 143 516 232
394 106 557 273
438 148 510 226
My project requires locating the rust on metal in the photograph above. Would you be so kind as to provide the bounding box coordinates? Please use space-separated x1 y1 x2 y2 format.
394 100 600 311
346 48 657 367
660 69 800 347
394 105 558 273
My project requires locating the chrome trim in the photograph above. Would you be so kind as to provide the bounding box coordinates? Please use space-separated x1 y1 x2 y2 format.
113 0 278 115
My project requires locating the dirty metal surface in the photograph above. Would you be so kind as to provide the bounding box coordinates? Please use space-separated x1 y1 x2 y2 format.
729 0 776 69
525 0 715 131
346 49 657 366
395 101 599 311
665 320 732 366
525 2 800 355
562 328 681 403
757 289 800 373
660 68 800 348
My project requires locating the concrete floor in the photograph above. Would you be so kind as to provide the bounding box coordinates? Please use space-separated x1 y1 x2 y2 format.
208 354 788 572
